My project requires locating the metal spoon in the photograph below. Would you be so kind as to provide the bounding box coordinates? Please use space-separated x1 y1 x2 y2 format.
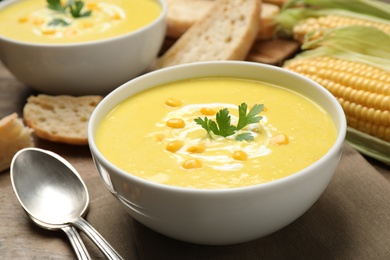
10 147 123 260
10 149 90 259
31 215 91 260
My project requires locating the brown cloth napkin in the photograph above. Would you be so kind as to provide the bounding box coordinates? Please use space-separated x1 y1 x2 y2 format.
1 143 390 259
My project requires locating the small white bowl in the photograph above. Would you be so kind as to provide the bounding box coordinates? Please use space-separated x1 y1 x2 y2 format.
0 0 166 95
88 61 347 245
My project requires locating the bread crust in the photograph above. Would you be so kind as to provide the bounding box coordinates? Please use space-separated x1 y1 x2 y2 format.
263 0 286 6
166 0 214 38
165 0 278 40
0 113 34 172
257 3 280 40
156 0 262 69
247 39 300 65
23 95 102 145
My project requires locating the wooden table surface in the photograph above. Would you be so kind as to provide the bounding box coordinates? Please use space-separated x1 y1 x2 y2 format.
1 60 390 259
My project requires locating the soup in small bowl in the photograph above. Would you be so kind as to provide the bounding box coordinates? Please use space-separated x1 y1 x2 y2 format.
88 61 347 245
0 0 166 95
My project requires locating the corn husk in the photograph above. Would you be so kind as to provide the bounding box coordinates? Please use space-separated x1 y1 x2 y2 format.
275 8 390 37
282 0 390 19
283 26 390 72
275 0 390 37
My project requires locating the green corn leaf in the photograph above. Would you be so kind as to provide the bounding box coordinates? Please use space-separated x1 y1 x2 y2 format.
282 0 390 20
285 26 390 72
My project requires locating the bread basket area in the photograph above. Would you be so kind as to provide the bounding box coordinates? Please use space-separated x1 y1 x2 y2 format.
0 0 390 258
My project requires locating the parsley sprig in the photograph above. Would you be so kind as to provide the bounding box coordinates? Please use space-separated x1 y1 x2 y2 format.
47 0 92 26
47 0 66 13
48 18 70 26
195 103 264 141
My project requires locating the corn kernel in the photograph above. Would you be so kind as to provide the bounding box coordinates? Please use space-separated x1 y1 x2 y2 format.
112 13 122 20
270 133 289 145
154 133 165 142
232 150 248 161
165 97 183 107
200 107 216 116
166 118 185 128
83 22 93 29
186 144 205 153
33 18 44 25
18 17 28 23
166 140 184 152
64 29 77 36
42 29 57 35
87 3 99 9
182 158 202 169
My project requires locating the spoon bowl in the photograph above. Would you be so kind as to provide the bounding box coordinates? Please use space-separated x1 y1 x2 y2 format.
11 148 89 225
11 148 123 260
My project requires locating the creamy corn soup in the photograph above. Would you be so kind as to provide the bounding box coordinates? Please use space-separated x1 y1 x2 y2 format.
0 0 161 44
96 77 337 189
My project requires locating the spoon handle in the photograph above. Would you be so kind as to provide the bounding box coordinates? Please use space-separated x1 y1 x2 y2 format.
62 226 91 260
73 218 123 260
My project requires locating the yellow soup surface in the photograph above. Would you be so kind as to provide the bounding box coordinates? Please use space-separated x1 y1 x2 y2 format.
96 77 337 189
0 0 161 44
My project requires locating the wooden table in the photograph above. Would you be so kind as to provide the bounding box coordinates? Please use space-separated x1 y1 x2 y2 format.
1 60 390 259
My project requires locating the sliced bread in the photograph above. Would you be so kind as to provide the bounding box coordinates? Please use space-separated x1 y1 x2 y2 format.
257 3 280 40
0 113 34 172
23 94 102 145
165 0 278 40
247 39 300 65
165 0 214 38
263 0 286 6
156 0 261 69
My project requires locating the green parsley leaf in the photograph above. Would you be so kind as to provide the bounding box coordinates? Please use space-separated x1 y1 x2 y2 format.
48 18 70 26
70 1 92 18
235 132 255 141
194 117 214 139
46 0 92 20
212 108 237 137
195 102 264 141
236 103 263 130
47 0 66 13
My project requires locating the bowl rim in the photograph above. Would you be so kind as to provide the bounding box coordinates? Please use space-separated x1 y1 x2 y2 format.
88 61 347 194
0 0 167 47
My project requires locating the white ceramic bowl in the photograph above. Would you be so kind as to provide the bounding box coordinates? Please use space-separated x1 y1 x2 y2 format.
88 61 347 245
0 0 166 95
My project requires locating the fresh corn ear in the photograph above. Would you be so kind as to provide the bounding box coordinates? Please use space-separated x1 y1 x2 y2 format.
299 26 390 67
281 0 390 19
283 26 390 142
277 9 390 42
275 0 390 41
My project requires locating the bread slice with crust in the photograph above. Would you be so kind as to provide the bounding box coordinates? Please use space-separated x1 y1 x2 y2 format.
156 0 261 69
165 0 214 38
247 39 300 65
165 0 278 40
0 113 34 172
257 3 280 40
23 95 102 145
263 0 286 6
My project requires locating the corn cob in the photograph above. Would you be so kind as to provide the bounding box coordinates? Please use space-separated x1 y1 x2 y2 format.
293 14 390 42
283 26 390 142
284 56 390 141
281 0 390 20
275 0 390 41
